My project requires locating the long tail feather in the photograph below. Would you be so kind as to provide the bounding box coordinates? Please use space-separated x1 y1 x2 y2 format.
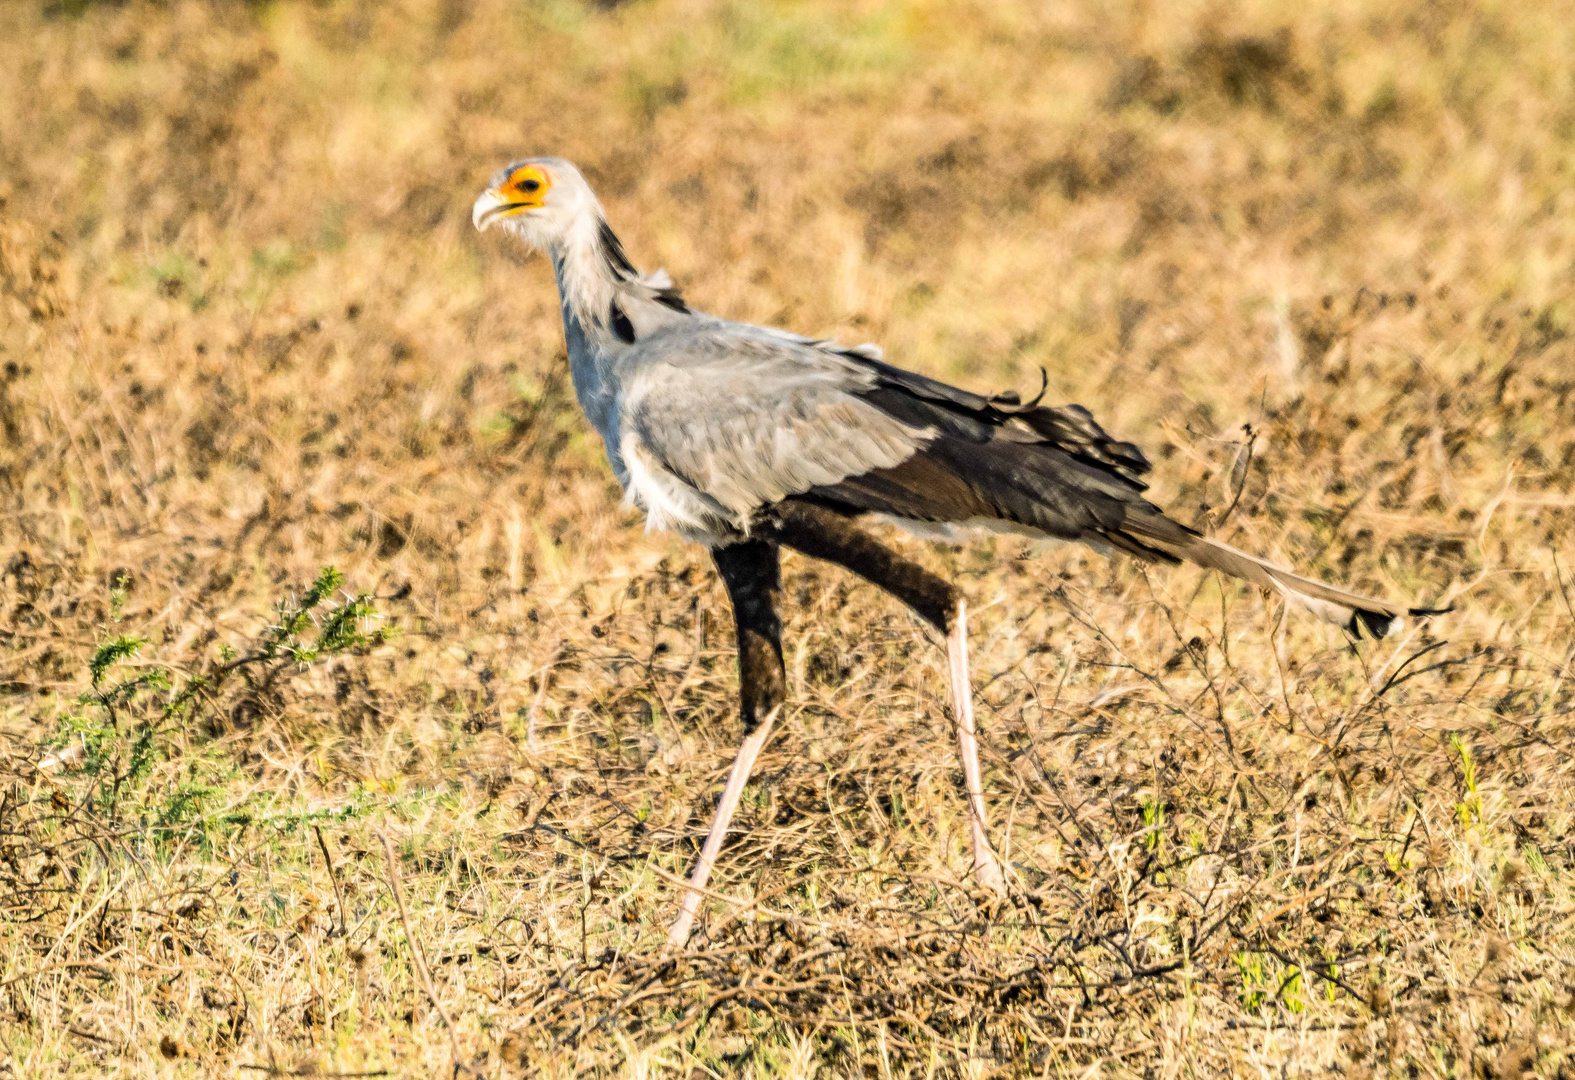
1126 517 1446 638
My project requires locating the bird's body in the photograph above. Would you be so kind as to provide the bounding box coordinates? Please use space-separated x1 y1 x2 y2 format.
474 157 1441 946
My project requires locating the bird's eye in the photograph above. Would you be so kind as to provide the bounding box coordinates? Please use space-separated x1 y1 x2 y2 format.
520 178 541 193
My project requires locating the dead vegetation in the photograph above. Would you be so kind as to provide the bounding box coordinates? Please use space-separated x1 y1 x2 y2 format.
1 0 1573 1075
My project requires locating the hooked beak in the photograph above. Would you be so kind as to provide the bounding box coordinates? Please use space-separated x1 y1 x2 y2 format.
472 188 523 231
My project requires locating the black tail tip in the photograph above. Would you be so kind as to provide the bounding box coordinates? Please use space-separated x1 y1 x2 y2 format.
1348 604 1452 640
1348 610 1395 640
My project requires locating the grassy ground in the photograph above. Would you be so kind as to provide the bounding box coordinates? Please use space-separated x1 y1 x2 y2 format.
2 0 1573 1075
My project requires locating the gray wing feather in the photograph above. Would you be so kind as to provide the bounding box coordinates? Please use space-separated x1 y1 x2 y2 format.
618 323 928 529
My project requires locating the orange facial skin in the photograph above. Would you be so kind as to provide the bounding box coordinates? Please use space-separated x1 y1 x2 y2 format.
499 164 550 211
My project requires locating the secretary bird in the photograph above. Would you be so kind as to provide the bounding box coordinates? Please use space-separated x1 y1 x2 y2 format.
473 157 1441 947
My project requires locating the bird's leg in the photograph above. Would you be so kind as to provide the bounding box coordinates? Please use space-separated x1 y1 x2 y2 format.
946 598 1006 895
771 502 1006 896
666 703 780 948
668 538 785 949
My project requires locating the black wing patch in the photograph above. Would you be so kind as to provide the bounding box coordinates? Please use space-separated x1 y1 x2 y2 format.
805 351 1165 549
844 352 1152 488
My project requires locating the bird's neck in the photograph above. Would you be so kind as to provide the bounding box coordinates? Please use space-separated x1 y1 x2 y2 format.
548 213 631 445
549 211 626 348
547 213 693 437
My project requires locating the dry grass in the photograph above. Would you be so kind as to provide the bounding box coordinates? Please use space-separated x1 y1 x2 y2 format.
2 0 1573 1075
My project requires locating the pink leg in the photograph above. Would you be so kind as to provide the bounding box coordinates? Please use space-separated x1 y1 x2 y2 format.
947 600 1006 896
667 704 782 948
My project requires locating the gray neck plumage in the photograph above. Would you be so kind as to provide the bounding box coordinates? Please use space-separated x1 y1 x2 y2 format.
551 246 619 446
548 215 691 481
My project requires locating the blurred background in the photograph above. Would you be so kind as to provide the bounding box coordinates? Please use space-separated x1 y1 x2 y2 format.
2 0 1572 1075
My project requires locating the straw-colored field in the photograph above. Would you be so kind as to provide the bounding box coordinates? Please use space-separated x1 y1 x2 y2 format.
2 0 1572 1075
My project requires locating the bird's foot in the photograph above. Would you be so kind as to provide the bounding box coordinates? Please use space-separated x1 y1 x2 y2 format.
974 856 1007 898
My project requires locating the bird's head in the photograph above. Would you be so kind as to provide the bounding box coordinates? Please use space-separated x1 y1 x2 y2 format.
472 157 600 252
